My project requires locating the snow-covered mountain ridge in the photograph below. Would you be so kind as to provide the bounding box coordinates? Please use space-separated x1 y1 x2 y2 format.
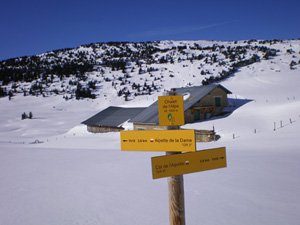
1 39 299 102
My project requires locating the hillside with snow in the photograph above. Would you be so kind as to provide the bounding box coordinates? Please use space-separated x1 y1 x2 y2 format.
0 39 300 225
1 39 299 102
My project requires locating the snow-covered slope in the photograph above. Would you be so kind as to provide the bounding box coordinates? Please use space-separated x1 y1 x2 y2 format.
2 39 299 102
0 39 300 225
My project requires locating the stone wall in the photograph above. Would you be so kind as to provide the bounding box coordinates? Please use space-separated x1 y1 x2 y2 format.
184 87 229 123
193 129 219 142
87 125 124 133
133 123 168 131
133 123 218 142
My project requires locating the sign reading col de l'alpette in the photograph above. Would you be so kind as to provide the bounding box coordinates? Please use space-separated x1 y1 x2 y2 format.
151 147 227 179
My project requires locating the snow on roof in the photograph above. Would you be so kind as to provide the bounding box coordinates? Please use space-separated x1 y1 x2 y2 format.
81 106 146 127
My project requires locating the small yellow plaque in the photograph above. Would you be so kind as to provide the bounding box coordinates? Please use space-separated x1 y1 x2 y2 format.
158 95 184 126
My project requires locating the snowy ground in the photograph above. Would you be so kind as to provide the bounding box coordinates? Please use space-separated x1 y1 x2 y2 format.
1 51 300 225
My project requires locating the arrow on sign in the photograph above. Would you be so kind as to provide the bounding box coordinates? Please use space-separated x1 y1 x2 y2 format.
120 130 196 152
151 147 227 179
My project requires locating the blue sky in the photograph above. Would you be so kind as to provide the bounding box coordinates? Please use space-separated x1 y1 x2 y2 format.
1 0 299 60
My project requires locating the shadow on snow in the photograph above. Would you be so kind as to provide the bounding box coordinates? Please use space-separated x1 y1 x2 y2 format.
204 98 253 122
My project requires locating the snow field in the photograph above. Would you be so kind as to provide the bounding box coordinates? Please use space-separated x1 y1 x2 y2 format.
1 40 300 225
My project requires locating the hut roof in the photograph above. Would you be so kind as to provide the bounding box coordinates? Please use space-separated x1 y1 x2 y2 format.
82 106 146 127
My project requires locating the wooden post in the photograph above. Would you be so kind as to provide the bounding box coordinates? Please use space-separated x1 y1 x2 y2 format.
167 161 185 225
166 89 185 225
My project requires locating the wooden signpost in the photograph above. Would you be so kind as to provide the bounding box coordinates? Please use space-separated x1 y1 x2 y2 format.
120 89 227 225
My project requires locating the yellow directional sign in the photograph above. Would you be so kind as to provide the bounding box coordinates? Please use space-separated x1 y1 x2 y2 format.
158 95 184 126
120 130 196 152
151 147 226 179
